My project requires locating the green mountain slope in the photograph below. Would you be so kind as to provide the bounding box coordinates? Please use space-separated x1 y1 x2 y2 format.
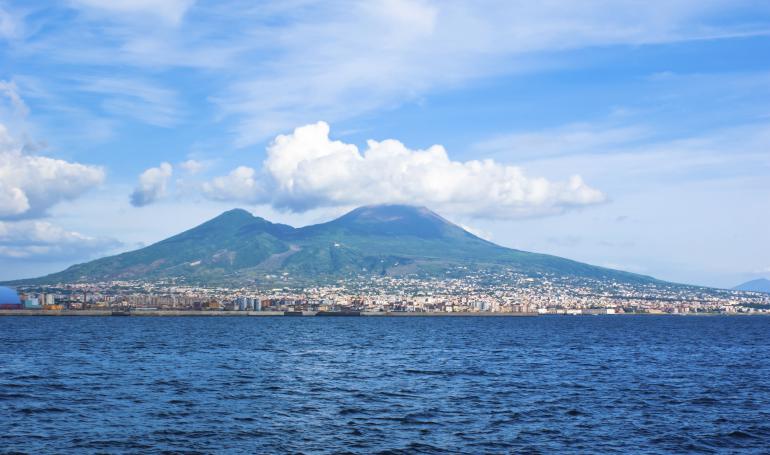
9 204 657 285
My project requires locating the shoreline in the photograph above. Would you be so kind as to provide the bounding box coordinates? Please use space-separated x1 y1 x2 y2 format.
0 309 761 317
0 309 538 317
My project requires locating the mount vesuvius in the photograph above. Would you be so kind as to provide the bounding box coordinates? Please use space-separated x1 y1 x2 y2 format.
9 204 656 286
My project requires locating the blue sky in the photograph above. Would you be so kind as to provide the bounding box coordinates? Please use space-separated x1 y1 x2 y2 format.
0 0 769 287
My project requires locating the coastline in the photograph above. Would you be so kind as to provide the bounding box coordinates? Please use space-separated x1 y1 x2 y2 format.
0 309 761 317
0 309 538 317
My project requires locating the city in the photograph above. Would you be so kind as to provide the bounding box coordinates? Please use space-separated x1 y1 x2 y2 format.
5 268 769 315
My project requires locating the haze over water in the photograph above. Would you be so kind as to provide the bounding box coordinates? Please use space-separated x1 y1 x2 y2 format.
2 316 769 453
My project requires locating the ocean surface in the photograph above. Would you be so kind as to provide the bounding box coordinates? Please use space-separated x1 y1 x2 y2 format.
2 316 770 454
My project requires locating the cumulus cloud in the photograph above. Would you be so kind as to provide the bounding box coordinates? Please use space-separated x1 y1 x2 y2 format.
203 122 605 218
179 159 204 174
130 162 173 207
203 166 267 204
0 123 106 220
0 220 120 259
0 185 28 217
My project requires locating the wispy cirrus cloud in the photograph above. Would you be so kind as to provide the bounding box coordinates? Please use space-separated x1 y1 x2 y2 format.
68 0 195 25
0 80 29 117
6 1 770 145
506 120 770 188
473 123 650 161
0 4 23 40
74 76 183 127
214 0 770 146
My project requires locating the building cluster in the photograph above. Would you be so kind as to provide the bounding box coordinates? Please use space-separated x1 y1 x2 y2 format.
0 289 59 310
7 269 770 314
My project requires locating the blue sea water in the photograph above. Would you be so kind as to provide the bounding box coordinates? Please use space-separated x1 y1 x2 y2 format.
1 315 770 454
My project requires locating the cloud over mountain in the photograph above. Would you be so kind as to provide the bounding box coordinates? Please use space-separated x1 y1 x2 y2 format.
203 122 605 218
130 162 173 207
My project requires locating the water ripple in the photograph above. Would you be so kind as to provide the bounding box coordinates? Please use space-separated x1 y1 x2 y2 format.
1 315 769 453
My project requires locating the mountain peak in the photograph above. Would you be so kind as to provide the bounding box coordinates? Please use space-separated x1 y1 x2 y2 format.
9 203 656 286
326 204 461 239
217 208 254 219
344 204 435 220
158 208 257 244
196 208 257 228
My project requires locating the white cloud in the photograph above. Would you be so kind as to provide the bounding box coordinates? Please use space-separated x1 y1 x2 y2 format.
14 1 768 145
0 123 106 220
0 5 21 40
212 0 770 145
473 124 649 161
510 120 770 189
69 0 195 25
75 76 181 127
459 224 493 241
130 162 173 207
0 220 119 259
0 185 29 217
0 80 29 117
203 166 265 203
203 122 605 218
179 159 204 174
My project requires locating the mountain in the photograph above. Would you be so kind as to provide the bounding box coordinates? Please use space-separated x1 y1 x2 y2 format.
8 204 657 286
733 278 770 294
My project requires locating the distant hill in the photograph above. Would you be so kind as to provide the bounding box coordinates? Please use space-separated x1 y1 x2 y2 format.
733 278 770 294
7 204 658 286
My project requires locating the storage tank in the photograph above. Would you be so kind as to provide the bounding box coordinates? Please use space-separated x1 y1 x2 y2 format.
0 286 23 310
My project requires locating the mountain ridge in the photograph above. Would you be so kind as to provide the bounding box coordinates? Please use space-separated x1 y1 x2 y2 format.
6 204 659 286
733 278 770 294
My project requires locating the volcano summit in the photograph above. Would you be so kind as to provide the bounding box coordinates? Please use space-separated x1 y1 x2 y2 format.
11 205 654 286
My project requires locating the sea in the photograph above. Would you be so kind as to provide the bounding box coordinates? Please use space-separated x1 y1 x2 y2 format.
1 315 769 454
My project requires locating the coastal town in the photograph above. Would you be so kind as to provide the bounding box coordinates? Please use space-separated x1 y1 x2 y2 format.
3 269 769 315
